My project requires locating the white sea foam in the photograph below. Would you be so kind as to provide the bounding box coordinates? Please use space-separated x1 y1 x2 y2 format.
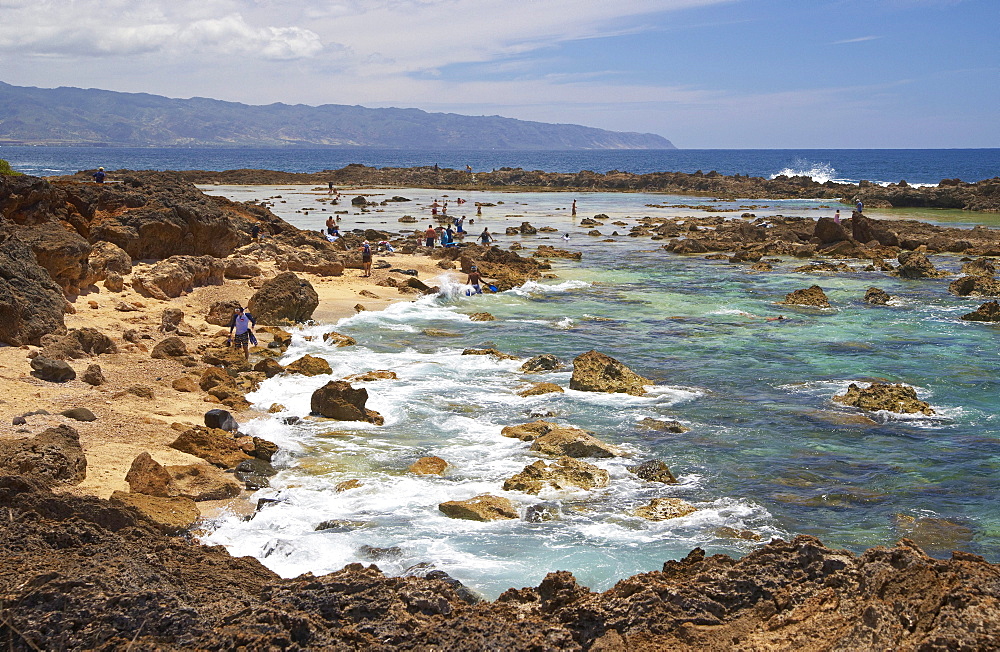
770 161 839 184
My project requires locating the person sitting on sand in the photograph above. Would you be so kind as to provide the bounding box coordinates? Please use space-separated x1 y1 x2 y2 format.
425 224 437 247
467 265 483 294
227 306 256 360
361 241 373 277
479 227 493 244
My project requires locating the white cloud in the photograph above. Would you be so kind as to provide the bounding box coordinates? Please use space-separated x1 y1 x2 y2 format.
831 35 882 45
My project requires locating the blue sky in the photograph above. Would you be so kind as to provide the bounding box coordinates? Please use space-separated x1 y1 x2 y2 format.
1 0 996 147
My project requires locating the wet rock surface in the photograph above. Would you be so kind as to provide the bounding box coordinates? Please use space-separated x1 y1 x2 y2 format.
834 382 936 416
569 350 650 396
2 478 998 650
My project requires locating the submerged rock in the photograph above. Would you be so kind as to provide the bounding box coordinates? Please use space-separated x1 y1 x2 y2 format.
517 382 564 397
834 382 935 416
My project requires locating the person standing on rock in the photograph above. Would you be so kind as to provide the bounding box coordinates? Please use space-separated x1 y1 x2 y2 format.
425 224 437 247
93 167 105 183
227 306 256 360
361 241 373 277
834 209 841 224
855 199 863 214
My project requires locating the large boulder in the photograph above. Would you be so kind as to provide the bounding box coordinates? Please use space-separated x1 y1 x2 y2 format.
961 300 1000 322
569 350 650 396
503 457 609 494
15 223 93 295
0 225 67 346
169 426 252 468
310 380 384 424
247 271 319 325
781 285 831 308
204 408 239 432
151 336 188 359
132 255 226 300
851 214 899 246
0 425 87 485
813 217 850 244
438 494 518 521
125 452 178 497
833 382 935 416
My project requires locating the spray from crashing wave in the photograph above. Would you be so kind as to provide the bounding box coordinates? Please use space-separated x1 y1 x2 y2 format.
770 160 840 184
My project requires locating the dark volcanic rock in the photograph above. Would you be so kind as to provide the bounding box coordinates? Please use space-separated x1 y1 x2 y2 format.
0 425 87 484
0 225 67 346
781 285 831 308
896 251 945 279
248 271 319 325
834 382 935 415
864 287 892 305
0 477 999 650
310 380 384 424
961 300 1000 322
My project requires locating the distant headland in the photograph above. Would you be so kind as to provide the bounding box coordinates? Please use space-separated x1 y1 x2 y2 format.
0 81 674 150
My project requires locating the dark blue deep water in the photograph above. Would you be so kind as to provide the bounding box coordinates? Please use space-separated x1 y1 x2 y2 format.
3 146 999 186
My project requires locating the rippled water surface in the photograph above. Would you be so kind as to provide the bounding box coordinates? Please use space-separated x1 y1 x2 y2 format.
201 186 1000 598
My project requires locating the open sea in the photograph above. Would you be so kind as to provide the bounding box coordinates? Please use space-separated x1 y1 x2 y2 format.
7 146 1000 598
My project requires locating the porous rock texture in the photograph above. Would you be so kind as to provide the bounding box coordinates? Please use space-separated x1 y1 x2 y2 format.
1 477 998 650
248 271 320 325
569 350 650 396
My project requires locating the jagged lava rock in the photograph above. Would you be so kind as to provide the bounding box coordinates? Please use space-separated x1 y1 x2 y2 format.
781 285 831 308
503 457 610 494
166 463 242 501
0 425 87 485
169 426 251 468
834 382 935 415
521 354 561 373
864 287 892 305
132 255 225 299
530 427 620 458
125 452 179 497
0 225 67 346
962 300 1000 321
628 459 678 484
633 497 697 520
569 350 650 396
896 251 945 279
110 491 199 535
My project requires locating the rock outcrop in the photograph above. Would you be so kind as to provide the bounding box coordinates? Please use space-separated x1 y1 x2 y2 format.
310 380 384 424
781 285 831 308
0 225 67 345
132 255 226 299
569 350 650 396
962 300 1000 322
0 425 87 485
438 494 518 521
1 477 999 650
248 271 319 325
834 382 935 416
503 457 610 494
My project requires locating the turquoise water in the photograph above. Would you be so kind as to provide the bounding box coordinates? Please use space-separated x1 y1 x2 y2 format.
203 186 1000 598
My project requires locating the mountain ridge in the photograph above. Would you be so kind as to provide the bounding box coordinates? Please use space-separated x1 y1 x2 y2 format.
0 81 675 150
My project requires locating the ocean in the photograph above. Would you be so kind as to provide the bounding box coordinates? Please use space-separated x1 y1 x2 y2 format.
2 145 999 187
7 146 1000 598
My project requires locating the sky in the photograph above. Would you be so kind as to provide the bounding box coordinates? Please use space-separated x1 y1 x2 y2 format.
1 0 997 148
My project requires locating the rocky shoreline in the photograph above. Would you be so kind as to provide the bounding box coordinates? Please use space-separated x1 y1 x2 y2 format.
3 476 998 650
72 164 1000 211
3 170 1000 648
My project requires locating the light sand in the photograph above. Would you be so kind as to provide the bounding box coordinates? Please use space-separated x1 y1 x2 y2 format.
0 251 453 510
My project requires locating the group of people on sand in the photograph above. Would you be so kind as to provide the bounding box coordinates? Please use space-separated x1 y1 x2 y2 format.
423 223 494 247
